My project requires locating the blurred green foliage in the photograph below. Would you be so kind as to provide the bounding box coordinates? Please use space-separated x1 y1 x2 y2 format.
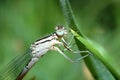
0 0 120 80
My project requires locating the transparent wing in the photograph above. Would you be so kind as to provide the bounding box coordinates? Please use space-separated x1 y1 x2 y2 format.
0 50 32 80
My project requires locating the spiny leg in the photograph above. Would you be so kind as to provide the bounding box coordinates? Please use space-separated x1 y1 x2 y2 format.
61 34 74 46
53 38 91 62
50 46 91 63
61 38 92 62
50 46 74 63
64 44 92 62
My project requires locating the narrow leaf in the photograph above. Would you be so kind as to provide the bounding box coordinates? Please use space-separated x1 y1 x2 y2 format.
60 0 119 79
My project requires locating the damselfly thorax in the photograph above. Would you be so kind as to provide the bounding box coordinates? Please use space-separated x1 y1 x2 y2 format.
30 26 67 58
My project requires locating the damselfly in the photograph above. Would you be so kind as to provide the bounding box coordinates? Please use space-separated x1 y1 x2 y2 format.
0 26 90 80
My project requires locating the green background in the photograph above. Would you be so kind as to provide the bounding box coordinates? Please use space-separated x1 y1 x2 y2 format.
0 0 120 80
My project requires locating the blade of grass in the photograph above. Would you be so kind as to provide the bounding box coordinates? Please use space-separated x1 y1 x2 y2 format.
59 0 82 35
71 29 116 80
60 0 119 79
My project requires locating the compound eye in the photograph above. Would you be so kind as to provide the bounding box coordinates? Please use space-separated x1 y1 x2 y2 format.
55 25 64 30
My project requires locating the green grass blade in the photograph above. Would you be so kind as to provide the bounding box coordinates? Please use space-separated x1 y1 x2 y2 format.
60 0 119 79
60 0 82 36
71 30 116 80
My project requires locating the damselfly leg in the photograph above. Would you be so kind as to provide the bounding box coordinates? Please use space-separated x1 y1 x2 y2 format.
58 33 91 62
51 35 91 63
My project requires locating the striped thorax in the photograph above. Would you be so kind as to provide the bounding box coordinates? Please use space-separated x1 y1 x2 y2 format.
30 25 68 58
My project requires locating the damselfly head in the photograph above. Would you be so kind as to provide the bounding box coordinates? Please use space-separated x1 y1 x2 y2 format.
55 25 67 37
